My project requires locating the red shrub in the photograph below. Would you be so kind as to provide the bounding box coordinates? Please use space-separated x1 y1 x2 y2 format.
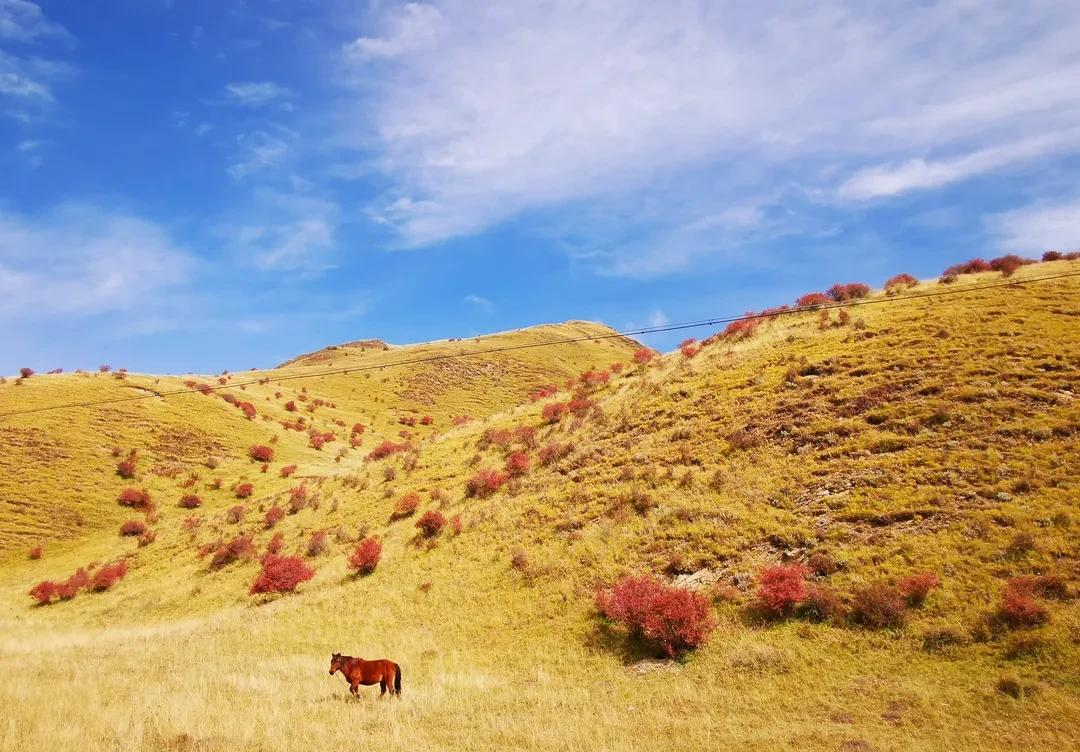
596 574 716 657
178 494 202 509
266 532 284 555
851 583 908 628
117 487 152 509
280 464 297 478
505 450 530 476
827 282 871 302
349 537 382 575
610 362 624 374
226 504 246 524
757 564 808 616
210 535 255 569
249 555 314 595
351 423 365 435
680 340 702 358
513 425 538 448
284 400 297 412
398 416 417 427
721 317 760 341
989 254 1030 277
999 578 1050 628
288 484 313 513
90 560 128 592
99 364 112 373
182 515 202 533
884 273 919 294
306 529 330 557
28 545 43 560
897 571 940 606
579 369 611 388
799 584 846 622
234 482 254 499
795 292 831 308
264 505 284 528
465 468 508 498
452 415 473 425
392 492 421 519
119 519 147 536
943 258 991 277
529 384 559 401
542 402 569 423
1042 250 1062 261
116 457 137 479
450 514 463 535
58 568 90 599
19 367 33 378
420 415 433 425
367 441 408 460
29 580 58 605
238 402 257 420
567 396 593 416
415 510 446 538
538 442 572 466
249 444 274 462
632 348 654 365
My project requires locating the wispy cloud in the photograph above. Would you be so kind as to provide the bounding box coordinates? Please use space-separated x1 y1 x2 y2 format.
0 205 194 321
224 80 293 107
986 198 1080 254
464 293 492 311
0 0 70 43
339 1 1080 273
0 2 72 119
218 188 340 272
227 126 295 179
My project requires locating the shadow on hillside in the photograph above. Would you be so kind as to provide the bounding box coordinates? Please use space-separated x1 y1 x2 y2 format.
584 621 670 665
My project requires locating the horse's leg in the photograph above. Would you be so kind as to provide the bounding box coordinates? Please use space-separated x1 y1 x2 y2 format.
380 677 387 697
350 681 359 698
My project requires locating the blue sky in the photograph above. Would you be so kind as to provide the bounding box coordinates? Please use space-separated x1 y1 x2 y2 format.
2 0 1078 375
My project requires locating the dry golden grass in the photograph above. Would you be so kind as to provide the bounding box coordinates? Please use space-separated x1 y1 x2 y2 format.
1 265 1078 750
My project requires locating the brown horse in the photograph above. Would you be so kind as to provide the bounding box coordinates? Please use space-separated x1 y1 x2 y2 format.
329 653 402 698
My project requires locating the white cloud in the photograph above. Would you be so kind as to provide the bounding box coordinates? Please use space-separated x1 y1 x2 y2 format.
0 0 69 43
339 0 1080 268
986 199 1080 254
838 132 1080 201
218 189 340 272
646 310 669 328
224 81 293 107
0 206 194 321
228 127 295 179
464 293 492 310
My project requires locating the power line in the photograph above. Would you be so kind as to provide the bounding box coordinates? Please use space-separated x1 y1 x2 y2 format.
3 270 1078 419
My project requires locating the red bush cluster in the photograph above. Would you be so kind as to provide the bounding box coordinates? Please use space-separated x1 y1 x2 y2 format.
306 529 330 557
367 441 409 460
178 494 202 509
596 574 716 657
757 564 808 616
999 577 1052 627
19 367 33 378
349 537 382 575
827 282 871 302
264 505 285 528
465 468 509 498
288 484 315 514
884 273 919 294
415 510 446 538
632 348 654 365
28 545 43 560
542 402 568 423
117 487 152 509
505 450 530 476
579 369 611 388
398 416 418 427
284 400 297 412
851 583 907 628
795 292 831 308
210 535 256 569
115 449 138 479
897 572 940 606
529 384 559 401
538 442 572 466
249 555 314 595
119 519 147 537
234 482 254 499
29 560 128 604
420 415 433 425
249 444 274 462
392 492 421 519
679 339 702 358
452 415 473 426
279 464 297 477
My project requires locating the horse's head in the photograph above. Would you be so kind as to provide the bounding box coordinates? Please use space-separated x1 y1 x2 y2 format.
329 652 343 675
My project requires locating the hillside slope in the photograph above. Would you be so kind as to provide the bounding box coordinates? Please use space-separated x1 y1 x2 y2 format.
0 261 1077 751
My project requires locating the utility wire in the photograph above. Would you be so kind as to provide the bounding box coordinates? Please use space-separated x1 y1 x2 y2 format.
2 270 1078 419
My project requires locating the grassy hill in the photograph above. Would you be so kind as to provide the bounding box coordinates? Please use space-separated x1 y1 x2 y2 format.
0 261 1077 751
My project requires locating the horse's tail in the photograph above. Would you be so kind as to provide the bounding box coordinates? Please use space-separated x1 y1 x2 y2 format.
395 663 402 695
